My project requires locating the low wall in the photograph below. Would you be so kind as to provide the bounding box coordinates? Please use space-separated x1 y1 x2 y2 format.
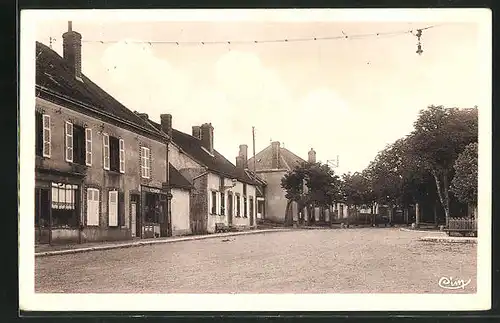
37 227 132 245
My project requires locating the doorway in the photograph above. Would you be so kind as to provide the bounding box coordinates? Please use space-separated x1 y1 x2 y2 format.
35 187 51 244
227 192 233 226
130 193 140 238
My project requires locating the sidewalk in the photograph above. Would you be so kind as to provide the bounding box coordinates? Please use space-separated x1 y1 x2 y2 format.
35 228 290 257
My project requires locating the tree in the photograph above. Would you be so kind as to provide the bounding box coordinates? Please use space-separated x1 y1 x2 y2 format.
281 162 341 226
450 142 478 209
407 105 478 226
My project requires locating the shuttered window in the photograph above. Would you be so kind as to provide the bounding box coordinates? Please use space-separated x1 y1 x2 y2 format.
103 134 110 170
65 121 73 162
85 128 92 166
86 188 100 226
42 114 51 157
119 139 125 173
108 190 118 227
141 146 150 179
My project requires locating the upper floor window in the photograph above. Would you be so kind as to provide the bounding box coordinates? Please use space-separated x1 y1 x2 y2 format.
65 121 87 165
103 134 125 173
140 146 151 179
35 112 51 158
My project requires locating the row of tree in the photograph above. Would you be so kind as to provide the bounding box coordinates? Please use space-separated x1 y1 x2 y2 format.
281 105 478 226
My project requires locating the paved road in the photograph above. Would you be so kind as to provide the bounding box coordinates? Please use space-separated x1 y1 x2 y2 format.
35 228 476 293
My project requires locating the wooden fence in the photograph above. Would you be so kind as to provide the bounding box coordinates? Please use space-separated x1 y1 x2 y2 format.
448 217 477 236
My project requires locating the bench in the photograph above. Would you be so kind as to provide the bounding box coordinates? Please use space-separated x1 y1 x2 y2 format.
445 217 477 237
215 223 230 233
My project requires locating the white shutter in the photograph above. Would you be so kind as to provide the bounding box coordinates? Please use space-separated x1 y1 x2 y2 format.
140 147 145 178
85 128 92 166
141 147 150 179
147 147 151 178
103 134 110 170
86 188 99 226
108 191 118 226
42 114 51 157
65 121 73 162
119 139 125 173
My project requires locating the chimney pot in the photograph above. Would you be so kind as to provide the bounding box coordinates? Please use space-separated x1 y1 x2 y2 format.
308 148 317 164
192 126 201 139
160 114 172 138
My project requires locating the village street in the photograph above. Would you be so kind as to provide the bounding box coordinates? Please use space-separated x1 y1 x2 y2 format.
35 228 476 294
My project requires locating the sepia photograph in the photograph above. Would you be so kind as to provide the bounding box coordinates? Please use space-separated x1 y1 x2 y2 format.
19 9 491 312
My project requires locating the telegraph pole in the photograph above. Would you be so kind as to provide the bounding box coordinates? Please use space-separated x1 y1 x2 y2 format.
252 127 256 175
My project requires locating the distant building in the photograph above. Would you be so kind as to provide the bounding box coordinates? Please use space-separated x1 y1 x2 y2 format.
153 117 261 234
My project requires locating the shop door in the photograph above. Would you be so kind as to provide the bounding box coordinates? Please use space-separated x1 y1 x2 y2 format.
35 187 51 244
130 194 141 238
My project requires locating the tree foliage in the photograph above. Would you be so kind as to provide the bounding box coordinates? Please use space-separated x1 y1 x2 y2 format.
281 162 342 224
450 142 478 205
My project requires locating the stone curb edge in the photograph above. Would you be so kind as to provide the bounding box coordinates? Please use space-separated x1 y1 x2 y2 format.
419 236 477 244
35 228 292 258
399 228 447 234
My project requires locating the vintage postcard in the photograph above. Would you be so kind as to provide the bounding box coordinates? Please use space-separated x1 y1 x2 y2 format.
19 9 491 312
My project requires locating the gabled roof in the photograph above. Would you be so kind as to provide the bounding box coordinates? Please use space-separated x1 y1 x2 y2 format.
169 128 258 185
248 144 307 171
169 163 193 190
35 41 165 141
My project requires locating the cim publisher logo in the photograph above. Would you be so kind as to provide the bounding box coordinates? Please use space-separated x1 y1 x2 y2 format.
438 276 472 290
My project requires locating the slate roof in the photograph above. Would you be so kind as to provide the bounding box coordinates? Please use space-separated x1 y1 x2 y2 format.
169 163 193 190
248 144 307 171
35 41 165 139
170 128 259 185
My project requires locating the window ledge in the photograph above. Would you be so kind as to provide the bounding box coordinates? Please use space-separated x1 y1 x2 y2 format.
107 170 123 176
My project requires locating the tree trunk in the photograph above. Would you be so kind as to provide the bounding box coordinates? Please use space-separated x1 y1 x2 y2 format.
284 200 292 226
415 203 420 227
404 207 409 225
432 169 451 227
433 199 438 227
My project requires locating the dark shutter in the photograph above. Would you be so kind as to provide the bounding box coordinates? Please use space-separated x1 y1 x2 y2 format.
118 191 125 227
35 112 43 156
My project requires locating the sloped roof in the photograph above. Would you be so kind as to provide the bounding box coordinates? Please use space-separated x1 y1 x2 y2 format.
170 128 258 185
35 41 165 140
248 144 307 171
169 164 193 190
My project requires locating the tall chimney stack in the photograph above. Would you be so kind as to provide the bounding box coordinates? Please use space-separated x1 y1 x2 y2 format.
271 141 281 169
62 21 83 81
200 123 214 154
236 156 244 169
239 144 248 169
160 114 173 138
308 148 317 164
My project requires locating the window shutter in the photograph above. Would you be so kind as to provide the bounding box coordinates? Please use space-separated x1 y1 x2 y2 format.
65 121 73 162
119 139 125 173
42 114 51 157
140 147 146 178
103 134 110 170
108 191 118 227
118 191 125 227
85 128 92 166
147 147 152 179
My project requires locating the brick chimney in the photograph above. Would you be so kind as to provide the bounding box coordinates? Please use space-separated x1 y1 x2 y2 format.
160 114 172 138
239 144 248 169
192 126 201 139
236 155 244 169
271 141 281 169
200 123 214 154
62 21 83 81
308 148 316 163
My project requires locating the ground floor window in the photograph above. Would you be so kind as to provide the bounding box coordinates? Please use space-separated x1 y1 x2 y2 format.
210 190 217 215
35 187 50 227
220 192 225 215
51 182 79 227
249 197 254 219
144 192 163 224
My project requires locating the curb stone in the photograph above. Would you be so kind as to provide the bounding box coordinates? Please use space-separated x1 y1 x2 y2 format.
419 236 477 244
35 228 291 258
400 228 447 234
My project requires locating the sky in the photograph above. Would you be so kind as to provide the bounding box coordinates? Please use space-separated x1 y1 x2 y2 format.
35 17 481 175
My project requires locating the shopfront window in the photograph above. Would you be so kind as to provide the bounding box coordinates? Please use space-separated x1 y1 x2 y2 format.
51 182 79 227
